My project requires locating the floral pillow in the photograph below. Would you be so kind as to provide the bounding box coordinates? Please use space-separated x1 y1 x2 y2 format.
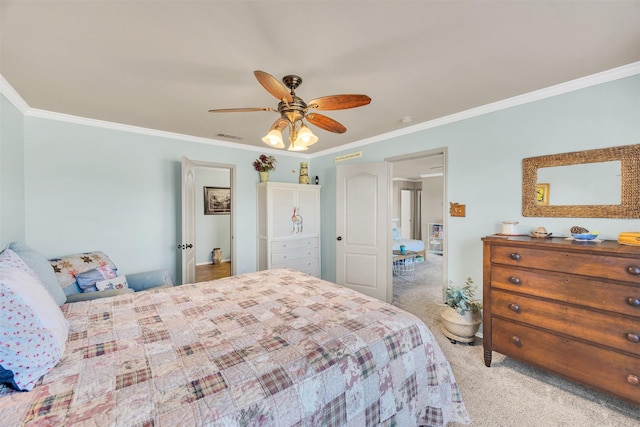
95 275 129 291
0 251 68 391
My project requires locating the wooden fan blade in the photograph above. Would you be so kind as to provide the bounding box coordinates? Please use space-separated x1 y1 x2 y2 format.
208 107 276 113
307 94 371 110
254 70 293 103
306 113 347 134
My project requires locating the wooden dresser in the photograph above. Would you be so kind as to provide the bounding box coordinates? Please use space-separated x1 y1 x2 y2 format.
482 235 640 405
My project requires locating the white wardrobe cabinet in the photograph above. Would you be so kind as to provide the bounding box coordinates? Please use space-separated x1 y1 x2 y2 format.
257 182 321 278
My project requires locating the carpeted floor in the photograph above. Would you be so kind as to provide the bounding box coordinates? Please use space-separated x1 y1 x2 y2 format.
392 255 640 426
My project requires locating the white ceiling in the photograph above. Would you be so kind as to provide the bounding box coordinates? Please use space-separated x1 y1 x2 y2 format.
2 1 639 174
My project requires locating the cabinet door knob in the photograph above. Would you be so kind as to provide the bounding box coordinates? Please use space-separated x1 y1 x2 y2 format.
626 297 640 307
511 336 522 347
626 332 640 343
508 303 521 314
627 374 639 386
510 253 521 261
627 266 640 276
337 236 342 241
509 276 521 285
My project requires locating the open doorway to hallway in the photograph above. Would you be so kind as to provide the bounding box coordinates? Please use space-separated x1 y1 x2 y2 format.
388 149 446 296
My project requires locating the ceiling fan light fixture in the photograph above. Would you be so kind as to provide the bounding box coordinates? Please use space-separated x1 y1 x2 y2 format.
287 142 308 151
261 129 285 148
209 71 371 151
293 123 318 147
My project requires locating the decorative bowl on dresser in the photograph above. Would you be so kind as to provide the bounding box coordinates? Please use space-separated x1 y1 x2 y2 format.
482 235 640 405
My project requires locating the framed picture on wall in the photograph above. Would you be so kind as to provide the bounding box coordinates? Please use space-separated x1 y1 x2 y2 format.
204 187 231 215
536 183 550 206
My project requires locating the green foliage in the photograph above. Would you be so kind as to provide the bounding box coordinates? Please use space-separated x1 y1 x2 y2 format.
445 277 482 315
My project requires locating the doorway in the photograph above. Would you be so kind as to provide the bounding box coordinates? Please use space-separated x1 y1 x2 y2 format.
387 149 446 292
181 158 236 285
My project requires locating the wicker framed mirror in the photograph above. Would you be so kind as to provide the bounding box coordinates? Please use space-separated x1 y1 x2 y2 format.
522 144 640 218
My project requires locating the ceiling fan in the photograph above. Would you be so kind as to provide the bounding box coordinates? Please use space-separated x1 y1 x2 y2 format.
208 70 371 151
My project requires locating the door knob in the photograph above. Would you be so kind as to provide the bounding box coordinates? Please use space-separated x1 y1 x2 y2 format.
186 243 193 249
337 236 342 241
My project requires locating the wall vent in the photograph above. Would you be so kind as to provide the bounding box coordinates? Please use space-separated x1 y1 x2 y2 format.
216 133 243 140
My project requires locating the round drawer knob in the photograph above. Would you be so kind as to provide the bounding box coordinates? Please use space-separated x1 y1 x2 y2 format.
511 336 522 347
627 266 640 276
626 297 640 307
509 276 521 285
627 374 639 386
510 253 521 261
626 333 640 343
508 303 521 313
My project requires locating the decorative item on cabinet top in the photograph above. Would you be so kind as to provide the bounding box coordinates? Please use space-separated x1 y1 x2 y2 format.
299 162 309 184
253 154 277 182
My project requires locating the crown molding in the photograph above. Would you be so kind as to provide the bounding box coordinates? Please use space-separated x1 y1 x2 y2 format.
25 108 312 157
310 61 640 158
0 75 30 113
2 61 639 159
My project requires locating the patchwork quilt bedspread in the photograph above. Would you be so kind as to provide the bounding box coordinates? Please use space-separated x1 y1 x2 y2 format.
0 269 468 426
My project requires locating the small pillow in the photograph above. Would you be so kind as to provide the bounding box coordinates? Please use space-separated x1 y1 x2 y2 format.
95 275 129 291
75 266 117 292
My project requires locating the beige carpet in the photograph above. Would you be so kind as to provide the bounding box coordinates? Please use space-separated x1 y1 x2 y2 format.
392 255 640 426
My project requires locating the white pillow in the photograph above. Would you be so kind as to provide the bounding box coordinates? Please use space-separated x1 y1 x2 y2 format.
0 250 69 390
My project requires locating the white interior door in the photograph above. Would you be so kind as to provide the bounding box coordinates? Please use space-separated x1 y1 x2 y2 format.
181 157 196 285
336 162 391 302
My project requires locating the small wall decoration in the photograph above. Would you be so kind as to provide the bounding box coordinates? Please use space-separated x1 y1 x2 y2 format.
204 187 231 215
450 202 466 217
536 183 550 206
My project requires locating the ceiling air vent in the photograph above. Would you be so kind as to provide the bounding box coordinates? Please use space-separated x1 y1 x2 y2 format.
216 133 243 140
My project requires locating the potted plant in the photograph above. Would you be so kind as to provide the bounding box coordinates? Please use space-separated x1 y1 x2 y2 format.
441 277 483 345
253 154 277 182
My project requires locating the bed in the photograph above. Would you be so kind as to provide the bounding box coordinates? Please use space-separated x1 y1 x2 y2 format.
1 268 469 426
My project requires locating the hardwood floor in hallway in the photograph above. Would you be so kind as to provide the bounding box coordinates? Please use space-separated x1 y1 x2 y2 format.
195 261 231 282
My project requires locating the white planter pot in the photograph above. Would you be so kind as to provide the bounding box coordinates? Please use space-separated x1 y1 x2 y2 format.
441 306 482 344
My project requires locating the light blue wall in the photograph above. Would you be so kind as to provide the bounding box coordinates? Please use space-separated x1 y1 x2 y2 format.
21 116 306 283
0 95 26 246
314 74 640 287
4 73 640 293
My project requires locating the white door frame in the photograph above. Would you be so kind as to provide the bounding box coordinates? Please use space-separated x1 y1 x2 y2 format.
386 148 448 290
181 158 237 284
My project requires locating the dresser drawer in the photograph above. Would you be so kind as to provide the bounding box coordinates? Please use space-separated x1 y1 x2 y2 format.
300 267 321 278
271 247 319 264
271 257 320 271
491 289 640 356
491 245 640 284
271 237 319 252
490 265 640 318
492 318 640 404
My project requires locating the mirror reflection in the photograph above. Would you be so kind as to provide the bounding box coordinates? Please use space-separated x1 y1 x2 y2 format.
537 161 621 206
